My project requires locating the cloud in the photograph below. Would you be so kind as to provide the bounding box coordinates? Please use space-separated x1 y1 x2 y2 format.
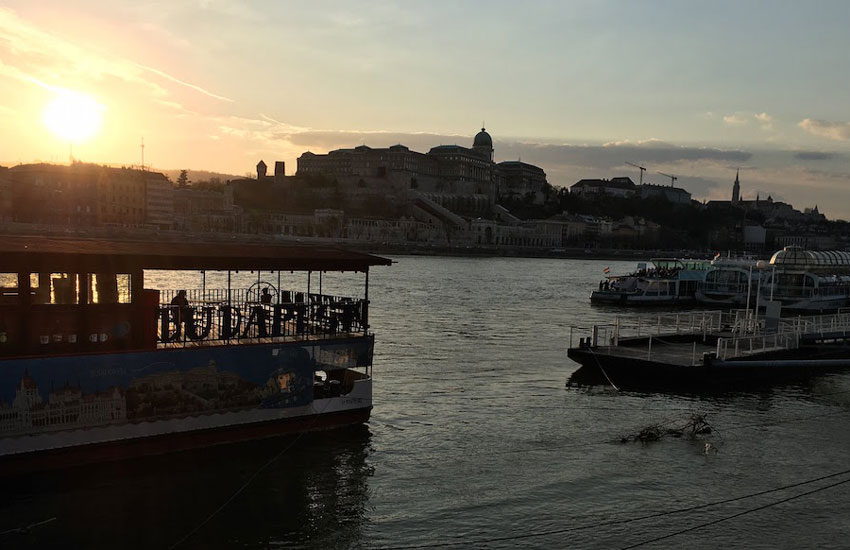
722 112 774 130
754 112 773 130
135 64 233 102
723 114 748 125
278 130 753 170
794 151 834 161
0 7 231 108
501 140 752 168
798 118 850 141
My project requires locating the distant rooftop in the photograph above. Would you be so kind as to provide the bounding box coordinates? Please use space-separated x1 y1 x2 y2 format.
572 177 636 190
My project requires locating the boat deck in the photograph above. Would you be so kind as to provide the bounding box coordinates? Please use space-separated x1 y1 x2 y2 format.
591 338 720 366
568 310 850 391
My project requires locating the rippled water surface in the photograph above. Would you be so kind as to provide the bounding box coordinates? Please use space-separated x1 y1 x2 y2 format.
4 256 850 549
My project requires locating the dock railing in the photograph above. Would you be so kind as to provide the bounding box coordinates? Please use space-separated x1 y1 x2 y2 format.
715 332 800 360
713 311 850 360
570 309 850 363
570 310 728 349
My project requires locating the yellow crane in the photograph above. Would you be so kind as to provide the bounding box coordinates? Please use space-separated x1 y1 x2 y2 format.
626 162 646 185
657 171 678 187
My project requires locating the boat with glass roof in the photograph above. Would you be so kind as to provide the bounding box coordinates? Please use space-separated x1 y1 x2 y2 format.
761 247 850 312
0 236 391 473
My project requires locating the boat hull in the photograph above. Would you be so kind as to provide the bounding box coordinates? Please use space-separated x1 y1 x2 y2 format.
567 344 850 392
0 404 371 476
590 291 694 306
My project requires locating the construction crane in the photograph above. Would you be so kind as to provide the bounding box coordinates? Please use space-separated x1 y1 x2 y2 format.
658 171 678 187
626 162 646 185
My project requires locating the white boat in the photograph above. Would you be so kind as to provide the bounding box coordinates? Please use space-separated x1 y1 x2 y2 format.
761 247 850 312
590 258 711 305
696 256 761 307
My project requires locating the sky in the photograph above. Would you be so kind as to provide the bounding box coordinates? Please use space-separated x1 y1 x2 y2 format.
2 1 850 216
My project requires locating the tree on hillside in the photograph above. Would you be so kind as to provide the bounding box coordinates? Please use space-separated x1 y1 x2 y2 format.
177 170 189 188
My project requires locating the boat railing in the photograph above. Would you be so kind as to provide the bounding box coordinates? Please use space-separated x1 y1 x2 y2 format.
715 332 800 360
779 311 850 338
156 288 368 348
716 311 850 360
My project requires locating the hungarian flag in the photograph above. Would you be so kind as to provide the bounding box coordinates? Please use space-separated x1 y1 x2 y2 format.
603 266 610 274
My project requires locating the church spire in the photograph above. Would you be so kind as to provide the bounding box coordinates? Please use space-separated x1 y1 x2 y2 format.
732 169 740 205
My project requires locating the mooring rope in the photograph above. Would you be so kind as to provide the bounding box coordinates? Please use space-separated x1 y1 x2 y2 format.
586 347 620 391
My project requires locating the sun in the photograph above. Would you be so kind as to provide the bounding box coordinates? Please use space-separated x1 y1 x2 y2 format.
42 91 105 142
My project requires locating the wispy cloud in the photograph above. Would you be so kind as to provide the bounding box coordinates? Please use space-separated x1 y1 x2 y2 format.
754 112 773 130
794 151 834 161
135 63 233 102
723 114 748 125
0 7 231 107
798 118 850 141
721 112 774 130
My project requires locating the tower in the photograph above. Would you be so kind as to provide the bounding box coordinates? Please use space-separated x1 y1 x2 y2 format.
473 126 494 162
732 169 740 205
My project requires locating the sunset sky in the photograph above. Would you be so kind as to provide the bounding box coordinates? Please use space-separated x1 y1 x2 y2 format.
2 1 850 216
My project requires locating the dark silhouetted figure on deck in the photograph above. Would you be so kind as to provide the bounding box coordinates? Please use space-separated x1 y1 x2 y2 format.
261 287 273 305
171 289 190 337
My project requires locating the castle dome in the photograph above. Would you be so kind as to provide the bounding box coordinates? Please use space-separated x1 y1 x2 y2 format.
473 127 492 148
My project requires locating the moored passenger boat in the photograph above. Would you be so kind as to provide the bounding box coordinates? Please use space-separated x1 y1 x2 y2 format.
590 258 711 305
696 256 760 307
0 236 391 473
762 247 850 312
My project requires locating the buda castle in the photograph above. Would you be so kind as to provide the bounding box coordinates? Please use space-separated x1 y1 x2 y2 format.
296 126 549 216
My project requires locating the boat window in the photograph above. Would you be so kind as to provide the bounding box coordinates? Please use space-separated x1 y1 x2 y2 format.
30 273 79 304
89 273 132 304
0 273 18 304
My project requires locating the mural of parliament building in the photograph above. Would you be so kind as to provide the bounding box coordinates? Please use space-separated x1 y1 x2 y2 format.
0 372 126 436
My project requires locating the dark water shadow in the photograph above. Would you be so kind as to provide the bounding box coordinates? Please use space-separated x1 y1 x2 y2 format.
0 425 375 549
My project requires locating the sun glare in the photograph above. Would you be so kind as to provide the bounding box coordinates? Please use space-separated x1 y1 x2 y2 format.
42 91 105 142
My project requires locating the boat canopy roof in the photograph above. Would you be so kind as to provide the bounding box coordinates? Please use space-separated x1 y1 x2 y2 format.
0 235 392 272
711 256 758 269
651 258 711 270
770 246 850 269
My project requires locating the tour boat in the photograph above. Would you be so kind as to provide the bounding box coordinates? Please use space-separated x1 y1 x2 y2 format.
761 247 850 312
695 256 761 307
0 236 391 473
590 258 711 305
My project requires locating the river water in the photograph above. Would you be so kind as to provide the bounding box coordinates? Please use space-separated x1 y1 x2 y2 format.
4 256 850 549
